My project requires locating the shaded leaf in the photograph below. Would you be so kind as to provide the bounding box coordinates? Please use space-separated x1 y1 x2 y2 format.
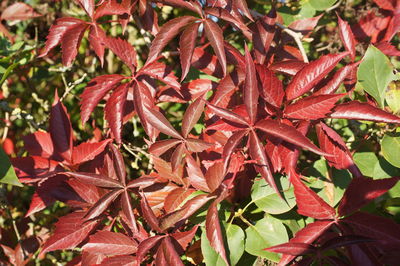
338 176 398 216
180 22 200 81
143 107 183 139
244 45 259 124
256 64 284 108
72 139 112 165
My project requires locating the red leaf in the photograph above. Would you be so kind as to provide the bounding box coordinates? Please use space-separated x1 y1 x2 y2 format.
286 53 348 101
39 18 84 58
182 97 205 138
248 130 279 195
149 139 181 156
67 178 100 205
136 235 165 264
204 18 227 76
1 3 41 21
65 172 123 188
253 9 276 64
290 171 336 220
205 161 225 192
50 91 73 163
76 0 94 17
140 192 162 232
139 61 181 91
171 143 185 172
88 25 106 66
108 143 127 185
274 220 334 265
84 189 123 220
106 37 137 72
23 132 55 159
158 237 184 266
152 156 184 185
206 201 229 265
180 22 200 81
337 14 357 61
159 194 213 230
255 119 327 156
270 60 307 76
154 0 203 15
97 255 136 266
142 107 183 139
11 156 62 180
146 16 197 64
40 212 98 255
265 242 315 256
284 94 344 120
316 122 361 176
329 101 400 124
82 231 137 256
211 71 244 107
164 187 195 212
60 22 88 66
233 0 254 21
289 14 323 35
185 139 213 153
171 226 199 251
72 139 112 165
185 154 210 192
314 62 361 95
222 130 247 171
343 212 400 245
126 176 157 189
338 176 399 216
256 64 284 108
320 235 375 251
80 74 126 125
372 0 395 10
375 41 400 57
206 102 249 126
105 83 130 144
191 46 224 78
244 45 259 124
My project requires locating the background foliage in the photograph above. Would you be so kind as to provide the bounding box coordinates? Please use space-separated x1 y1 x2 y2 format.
1 0 400 265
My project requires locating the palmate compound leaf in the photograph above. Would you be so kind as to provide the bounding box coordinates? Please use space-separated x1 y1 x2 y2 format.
82 231 138 256
285 52 348 101
338 176 399 216
40 212 99 255
289 171 336 220
284 94 345 120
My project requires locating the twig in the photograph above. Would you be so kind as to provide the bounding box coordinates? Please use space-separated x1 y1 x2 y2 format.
1 112 10 143
122 142 150 159
60 73 87 102
0 101 41 130
276 22 309 63
326 0 343 12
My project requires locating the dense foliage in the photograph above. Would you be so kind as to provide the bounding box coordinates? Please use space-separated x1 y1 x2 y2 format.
1 0 400 265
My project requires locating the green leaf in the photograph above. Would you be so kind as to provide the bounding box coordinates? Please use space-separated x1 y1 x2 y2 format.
0 147 22 187
308 0 337 10
386 86 400 114
382 134 400 168
357 45 395 107
244 216 288 262
201 223 245 266
353 152 400 179
251 176 296 214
